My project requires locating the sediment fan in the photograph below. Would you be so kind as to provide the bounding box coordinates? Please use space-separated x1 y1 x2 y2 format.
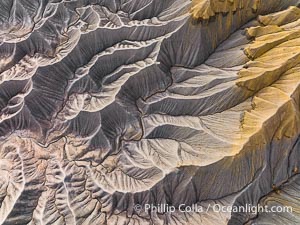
0 0 299 224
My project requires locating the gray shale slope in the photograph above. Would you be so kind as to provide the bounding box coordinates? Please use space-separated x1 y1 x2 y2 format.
0 0 300 224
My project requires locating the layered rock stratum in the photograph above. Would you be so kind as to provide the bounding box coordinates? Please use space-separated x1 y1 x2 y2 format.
0 0 300 224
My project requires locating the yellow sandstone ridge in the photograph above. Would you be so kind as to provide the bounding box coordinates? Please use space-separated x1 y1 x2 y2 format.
238 6 300 92
190 0 259 20
258 6 300 26
245 25 283 38
231 6 300 154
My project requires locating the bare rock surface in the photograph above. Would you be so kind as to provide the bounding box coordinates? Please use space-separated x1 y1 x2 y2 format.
0 0 300 224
